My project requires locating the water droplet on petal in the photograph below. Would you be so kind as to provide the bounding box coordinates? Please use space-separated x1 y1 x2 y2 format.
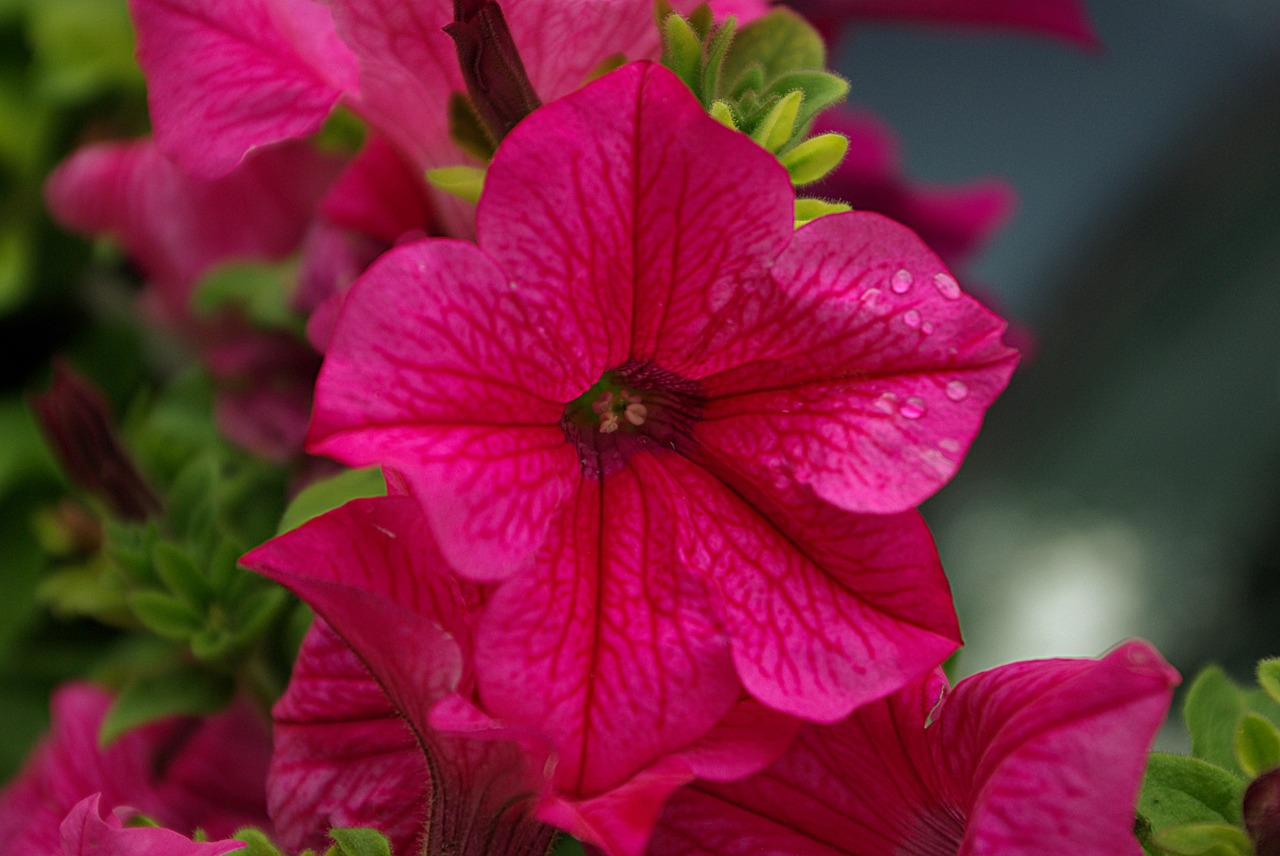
860 287 884 310
874 392 897 414
933 272 961 300
903 309 921 328
899 396 926 419
921 322 935 335
891 268 914 294
945 380 969 401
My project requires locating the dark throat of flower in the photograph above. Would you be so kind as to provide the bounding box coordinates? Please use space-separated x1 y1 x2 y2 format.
560 361 704 478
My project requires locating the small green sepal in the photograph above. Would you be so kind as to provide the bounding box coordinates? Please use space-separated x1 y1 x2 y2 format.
794 198 851 228
1235 712 1280 777
328 828 393 856
426 166 487 204
708 100 736 128
751 89 802 152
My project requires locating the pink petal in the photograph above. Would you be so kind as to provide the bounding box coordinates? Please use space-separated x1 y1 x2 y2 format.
45 138 342 318
270 622 428 854
130 0 356 177
478 62 795 378
307 240 585 580
651 642 1177 856
320 135 436 248
812 0 1098 46
941 641 1179 855
660 454 960 721
809 109 1016 267
58 795 246 856
696 211 1017 514
473 455 741 797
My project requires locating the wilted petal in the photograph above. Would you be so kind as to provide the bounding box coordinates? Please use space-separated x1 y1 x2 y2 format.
131 0 357 177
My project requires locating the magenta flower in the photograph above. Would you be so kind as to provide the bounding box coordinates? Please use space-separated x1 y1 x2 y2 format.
0 684 271 855
309 62 1016 738
129 0 760 184
649 640 1179 855
793 0 1098 46
243 495 799 856
56 794 246 856
807 108 1015 268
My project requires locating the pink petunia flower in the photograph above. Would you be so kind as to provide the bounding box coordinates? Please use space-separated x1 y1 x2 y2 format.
243 495 799 856
0 684 271 855
128 0 763 181
55 794 246 856
792 0 1098 47
308 60 1015 745
648 640 1179 855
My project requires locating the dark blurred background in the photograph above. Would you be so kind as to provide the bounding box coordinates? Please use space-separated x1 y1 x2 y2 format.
834 1 1280 689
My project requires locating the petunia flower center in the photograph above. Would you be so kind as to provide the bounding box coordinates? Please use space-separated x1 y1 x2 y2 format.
560 362 703 477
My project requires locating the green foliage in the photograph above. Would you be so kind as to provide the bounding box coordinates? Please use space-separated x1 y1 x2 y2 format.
1258 658 1280 707
327 828 393 856
278 466 386 535
193 260 304 334
1141 662 1280 855
549 835 587 856
657 6 849 188
98 663 233 745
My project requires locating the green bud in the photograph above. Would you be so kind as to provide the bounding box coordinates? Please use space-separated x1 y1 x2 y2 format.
425 166 487 204
779 132 847 185
709 100 737 128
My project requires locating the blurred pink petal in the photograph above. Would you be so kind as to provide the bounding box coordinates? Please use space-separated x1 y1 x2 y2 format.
58 795 246 856
796 0 1098 47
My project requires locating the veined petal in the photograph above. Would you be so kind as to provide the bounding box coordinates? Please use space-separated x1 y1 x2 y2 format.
308 239 589 579
130 0 356 177
651 643 1176 856
474 455 741 796
664 454 959 721
697 211 1017 514
479 62 794 377
269 622 427 855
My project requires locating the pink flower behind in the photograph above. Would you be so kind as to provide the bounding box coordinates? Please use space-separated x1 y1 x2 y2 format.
649 641 1179 855
309 62 1015 729
0 684 271 856
57 794 246 856
244 495 798 856
795 0 1098 46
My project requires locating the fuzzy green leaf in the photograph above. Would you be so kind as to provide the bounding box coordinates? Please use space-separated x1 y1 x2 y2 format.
779 132 847 185
1259 659 1280 707
752 89 802 151
1185 666 1249 772
767 70 849 130
721 8 825 91
661 14 703 92
328 829 392 856
1151 823 1252 856
1139 752 1245 831
1235 712 1280 777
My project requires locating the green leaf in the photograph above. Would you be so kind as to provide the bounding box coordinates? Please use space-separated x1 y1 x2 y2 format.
767 69 849 131
721 8 825 91
28 0 142 101
36 560 132 625
235 828 287 856
127 590 203 640
1185 666 1249 772
192 260 301 332
99 665 233 745
550 835 586 856
151 541 213 610
1235 712 1280 777
447 92 496 161
0 226 33 313
661 13 703 93
278 467 385 534
1139 753 1245 831
328 828 392 856
779 132 847 185
1259 658 1280 707
708 100 736 128
700 17 735 105
1150 823 1252 856
794 197 851 227
751 89 802 152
